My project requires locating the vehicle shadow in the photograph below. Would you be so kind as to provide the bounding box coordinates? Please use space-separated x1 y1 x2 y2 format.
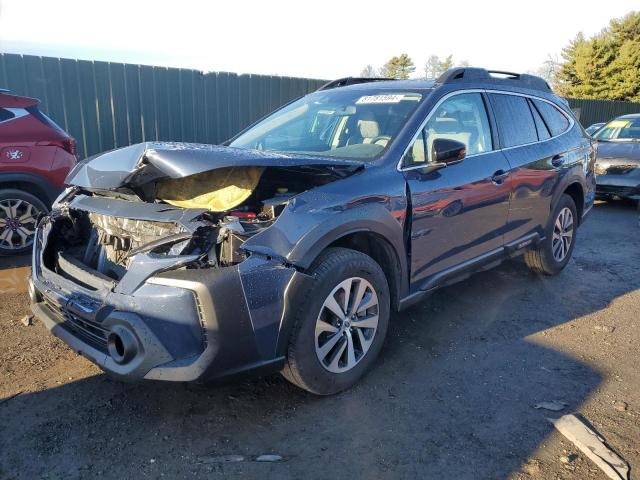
0 253 30 269
0 202 638 479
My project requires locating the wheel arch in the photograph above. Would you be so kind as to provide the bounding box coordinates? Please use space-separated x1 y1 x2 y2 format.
319 230 405 312
0 172 60 207
563 181 584 225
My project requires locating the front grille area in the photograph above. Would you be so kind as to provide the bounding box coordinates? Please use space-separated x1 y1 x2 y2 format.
43 296 109 353
596 185 638 197
606 165 637 175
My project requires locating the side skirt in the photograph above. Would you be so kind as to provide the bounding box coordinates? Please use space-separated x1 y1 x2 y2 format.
397 232 543 311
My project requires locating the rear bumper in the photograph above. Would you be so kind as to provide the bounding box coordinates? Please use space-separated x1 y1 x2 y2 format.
29 219 307 382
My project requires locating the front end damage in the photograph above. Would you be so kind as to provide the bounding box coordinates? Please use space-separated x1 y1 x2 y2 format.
29 142 361 381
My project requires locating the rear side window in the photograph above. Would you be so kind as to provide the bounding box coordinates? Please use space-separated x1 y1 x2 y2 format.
528 100 551 141
532 99 570 136
489 94 537 148
0 108 15 122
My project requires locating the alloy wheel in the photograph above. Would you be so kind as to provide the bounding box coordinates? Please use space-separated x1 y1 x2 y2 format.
314 277 379 373
0 199 41 251
551 207 573 262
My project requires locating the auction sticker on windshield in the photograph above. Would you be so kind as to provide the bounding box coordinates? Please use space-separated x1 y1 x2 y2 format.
607 120 631 128
356 94 410 104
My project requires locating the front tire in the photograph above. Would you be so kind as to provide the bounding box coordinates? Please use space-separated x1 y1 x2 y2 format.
282 247 390 395
525 194 577 275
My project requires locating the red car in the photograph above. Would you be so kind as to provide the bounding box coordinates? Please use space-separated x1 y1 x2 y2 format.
0 89 76 254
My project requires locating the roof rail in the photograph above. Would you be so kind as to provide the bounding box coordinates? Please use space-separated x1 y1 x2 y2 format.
0 88 10 93
436 68 551 92
317 77 394 91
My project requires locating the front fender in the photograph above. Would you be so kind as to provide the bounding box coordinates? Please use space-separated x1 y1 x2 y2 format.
242 164 409 282
244 192 408 268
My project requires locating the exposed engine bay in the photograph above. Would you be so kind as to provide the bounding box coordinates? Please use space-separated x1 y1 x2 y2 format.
44 162 357 284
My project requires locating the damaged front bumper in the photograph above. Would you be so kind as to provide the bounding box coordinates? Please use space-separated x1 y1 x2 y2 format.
595 162 640 200
29 209 309 382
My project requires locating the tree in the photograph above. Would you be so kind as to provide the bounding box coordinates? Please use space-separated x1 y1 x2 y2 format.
381 54 416 79
529 54 561 88
360 65 378 77
556 11 640 101
424 54 455 79
424 55 441 79
440 55 454 72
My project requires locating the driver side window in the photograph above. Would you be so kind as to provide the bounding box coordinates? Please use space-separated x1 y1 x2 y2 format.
403 93 492 166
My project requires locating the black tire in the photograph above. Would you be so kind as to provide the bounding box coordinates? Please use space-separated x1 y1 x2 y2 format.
282 247 390 395
0 189 48 256
524 194 577 275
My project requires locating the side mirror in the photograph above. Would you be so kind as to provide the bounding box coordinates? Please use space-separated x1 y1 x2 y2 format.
431 138 466 165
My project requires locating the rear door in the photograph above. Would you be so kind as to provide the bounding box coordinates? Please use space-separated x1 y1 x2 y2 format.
487 93 570 244
402 92 512 288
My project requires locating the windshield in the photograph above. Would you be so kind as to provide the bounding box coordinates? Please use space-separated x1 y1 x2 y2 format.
585 123 604 135
593 118 640 141
229 89 424 160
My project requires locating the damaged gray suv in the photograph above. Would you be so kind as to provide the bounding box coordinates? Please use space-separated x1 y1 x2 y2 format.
30 68 596 394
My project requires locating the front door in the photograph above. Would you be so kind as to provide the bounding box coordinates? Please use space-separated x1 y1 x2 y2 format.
401 92 512 289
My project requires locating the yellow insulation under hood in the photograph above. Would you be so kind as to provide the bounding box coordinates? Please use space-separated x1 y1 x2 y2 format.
156 166 264 212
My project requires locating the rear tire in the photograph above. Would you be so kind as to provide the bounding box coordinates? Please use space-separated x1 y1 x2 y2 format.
0 189 47 256
525 194 577 275
282 247 390 395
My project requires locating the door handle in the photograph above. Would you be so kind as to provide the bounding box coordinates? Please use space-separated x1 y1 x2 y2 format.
491 169 510 185
551 154 565 167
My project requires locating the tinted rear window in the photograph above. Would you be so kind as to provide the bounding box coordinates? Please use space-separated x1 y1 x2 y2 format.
489 94 537 148
0 108 15 122
528 99 551 141
532 99 569 136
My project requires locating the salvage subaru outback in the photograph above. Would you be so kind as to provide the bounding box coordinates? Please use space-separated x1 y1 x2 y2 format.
29 68 596 395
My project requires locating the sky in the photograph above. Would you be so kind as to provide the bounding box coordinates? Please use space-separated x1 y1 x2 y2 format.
0 0 637 79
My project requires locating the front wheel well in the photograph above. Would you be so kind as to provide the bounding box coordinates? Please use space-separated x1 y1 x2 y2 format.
0 180 50 207
325 232 401 312
563 182 584 225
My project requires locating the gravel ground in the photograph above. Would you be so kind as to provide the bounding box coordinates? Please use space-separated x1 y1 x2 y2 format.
0 201 638 480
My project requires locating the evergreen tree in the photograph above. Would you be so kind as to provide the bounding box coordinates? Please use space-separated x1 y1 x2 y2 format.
381 54 416 79
557 12 640 101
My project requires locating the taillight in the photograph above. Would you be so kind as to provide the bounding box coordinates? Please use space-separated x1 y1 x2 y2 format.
63 138 77 155
37 138 77 156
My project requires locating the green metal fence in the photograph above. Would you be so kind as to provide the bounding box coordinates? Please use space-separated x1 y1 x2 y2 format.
3 53 640 159
567 97 640 128
0 54 326 158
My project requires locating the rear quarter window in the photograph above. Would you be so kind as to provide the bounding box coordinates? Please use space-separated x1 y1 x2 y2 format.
489 94 537 148
528 99 551 141
0 108 15 122
532 99 570 136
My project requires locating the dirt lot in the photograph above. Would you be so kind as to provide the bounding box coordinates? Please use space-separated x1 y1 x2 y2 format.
0 201 638 480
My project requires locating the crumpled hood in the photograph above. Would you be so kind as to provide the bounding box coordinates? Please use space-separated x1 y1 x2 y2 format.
66 142 363 189
596 141 640 164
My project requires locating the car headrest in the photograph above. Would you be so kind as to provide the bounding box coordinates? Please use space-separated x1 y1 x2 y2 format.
358 119 380 139
432 117 460 134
